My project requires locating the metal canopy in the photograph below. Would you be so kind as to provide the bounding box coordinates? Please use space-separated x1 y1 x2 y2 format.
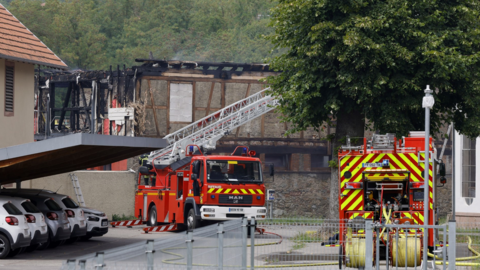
0 133 167 184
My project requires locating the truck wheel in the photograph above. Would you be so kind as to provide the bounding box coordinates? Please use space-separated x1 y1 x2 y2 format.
148 205 158 226
187 208 196 230
0 234 11 259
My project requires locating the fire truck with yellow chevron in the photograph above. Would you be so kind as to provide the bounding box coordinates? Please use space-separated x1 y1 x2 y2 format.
338 132 447 267
130 88 276 231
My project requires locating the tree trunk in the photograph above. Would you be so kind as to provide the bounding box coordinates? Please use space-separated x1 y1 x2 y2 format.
328 107 365 220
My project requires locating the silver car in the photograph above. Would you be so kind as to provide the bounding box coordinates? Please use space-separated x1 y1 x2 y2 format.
14 194 70 249
0 195 48 252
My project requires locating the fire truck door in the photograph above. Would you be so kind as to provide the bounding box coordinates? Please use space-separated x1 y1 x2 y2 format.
177 172 184 199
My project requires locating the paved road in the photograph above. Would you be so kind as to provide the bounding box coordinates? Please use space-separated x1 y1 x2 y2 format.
0 225 178 270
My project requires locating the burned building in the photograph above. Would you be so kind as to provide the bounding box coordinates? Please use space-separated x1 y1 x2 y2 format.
34 59 336 218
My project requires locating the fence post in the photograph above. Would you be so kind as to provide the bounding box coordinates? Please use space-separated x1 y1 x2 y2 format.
78 260 86 270
242 217 248 270
94 252 105 270
67 259 76 270
146 239 155 270
186 229 194 270
365 220 373 270
250 217 255 270
448 220 456 270
217 222 224 270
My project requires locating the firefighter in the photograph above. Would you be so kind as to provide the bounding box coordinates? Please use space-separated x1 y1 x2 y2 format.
151 173 156 187
138 154 150 185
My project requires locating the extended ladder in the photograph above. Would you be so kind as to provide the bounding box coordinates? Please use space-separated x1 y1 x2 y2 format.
69 173 86 207
148 87 277 167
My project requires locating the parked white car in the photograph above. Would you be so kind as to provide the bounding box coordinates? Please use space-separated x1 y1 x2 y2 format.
81 207 108 240
3 189 87 243
0 195 48 252
0 199 31 258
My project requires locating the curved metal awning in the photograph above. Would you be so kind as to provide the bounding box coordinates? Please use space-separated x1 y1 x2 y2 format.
0 133 166 184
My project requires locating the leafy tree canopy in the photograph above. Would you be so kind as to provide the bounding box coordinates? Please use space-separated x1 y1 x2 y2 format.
267 0 480 139
6 0 279 69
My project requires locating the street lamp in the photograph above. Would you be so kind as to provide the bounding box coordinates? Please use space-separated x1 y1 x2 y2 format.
422 85 434 269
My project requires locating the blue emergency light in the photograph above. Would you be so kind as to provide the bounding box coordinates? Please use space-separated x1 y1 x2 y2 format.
257 196 261 200
211 195 215 199
243 147 247 154
189 146 194 153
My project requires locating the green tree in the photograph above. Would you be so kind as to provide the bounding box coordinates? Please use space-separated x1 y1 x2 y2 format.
267 0 480 141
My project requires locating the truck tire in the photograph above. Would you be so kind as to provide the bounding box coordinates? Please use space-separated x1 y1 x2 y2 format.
148 205 158 226
0 234 11 259
187 208 197 230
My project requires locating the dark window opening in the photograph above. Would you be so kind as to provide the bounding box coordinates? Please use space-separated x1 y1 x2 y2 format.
62 197 79 209
21 201 41 213
44 199 63 211
4 203 22 215
311 154 331 168
265 154 290 170
4 61 14 116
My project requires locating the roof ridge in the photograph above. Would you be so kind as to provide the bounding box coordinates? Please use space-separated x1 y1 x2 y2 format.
0 3 67 69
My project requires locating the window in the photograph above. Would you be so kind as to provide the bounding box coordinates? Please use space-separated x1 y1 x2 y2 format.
4 61 14 116
265 154 289 169
44 199 63 211
21 201 41 213
170 83 192 122
462 136 476 204
206 160 262 183
3 203 22 215
311 154 331 168
62 197 79 209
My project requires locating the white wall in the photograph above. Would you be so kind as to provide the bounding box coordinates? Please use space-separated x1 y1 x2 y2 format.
454 131 480 213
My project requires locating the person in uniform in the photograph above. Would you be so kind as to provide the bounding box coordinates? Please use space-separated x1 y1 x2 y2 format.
138 154 150 185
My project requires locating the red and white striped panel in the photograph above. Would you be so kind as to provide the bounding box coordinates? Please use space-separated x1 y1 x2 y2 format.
110 219 143 227
143 224 177 233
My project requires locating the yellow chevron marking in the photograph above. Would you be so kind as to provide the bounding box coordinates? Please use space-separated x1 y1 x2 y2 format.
225 189 232 194
341 155 359 167
430 192 433 199
136 193 142 195
256 189 264 194
430 203 433 209
208 188 215 193
341 154 376 188
349 196 363 210
241 189 248 194
248 189 256 194
341 189 361 210
216 188 223 193
232 189 240 194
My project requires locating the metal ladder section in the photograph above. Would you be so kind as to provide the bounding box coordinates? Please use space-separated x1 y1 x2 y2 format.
149 87 277 167
69 173 86 207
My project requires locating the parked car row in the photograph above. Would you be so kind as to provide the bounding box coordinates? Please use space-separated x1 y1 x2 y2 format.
0 188 108 258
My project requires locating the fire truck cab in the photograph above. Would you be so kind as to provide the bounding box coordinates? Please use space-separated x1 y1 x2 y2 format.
135 146 267 230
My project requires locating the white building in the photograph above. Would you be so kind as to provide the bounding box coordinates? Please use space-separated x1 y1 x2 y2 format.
454 131 480 222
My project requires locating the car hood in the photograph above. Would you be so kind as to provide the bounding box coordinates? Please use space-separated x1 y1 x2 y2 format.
80 207 104 215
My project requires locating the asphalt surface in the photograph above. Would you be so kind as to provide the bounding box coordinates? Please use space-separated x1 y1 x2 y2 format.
0 225 178 270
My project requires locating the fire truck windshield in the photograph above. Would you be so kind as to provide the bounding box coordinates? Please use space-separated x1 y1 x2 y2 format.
206 160 262 183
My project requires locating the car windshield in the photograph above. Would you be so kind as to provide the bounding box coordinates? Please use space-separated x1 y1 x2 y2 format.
21 201 41 213
44 199 63 211
62 197 79 209
206 160 262 183
3 203 23 215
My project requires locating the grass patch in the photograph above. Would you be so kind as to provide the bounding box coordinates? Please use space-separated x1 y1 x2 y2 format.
112 214 137 221
289 231 323 251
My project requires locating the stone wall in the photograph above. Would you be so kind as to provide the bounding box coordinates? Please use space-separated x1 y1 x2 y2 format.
263 172 331 218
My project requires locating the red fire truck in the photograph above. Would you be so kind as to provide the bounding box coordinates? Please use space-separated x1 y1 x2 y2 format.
115 88 276 231
136 145 268 230
337 132 446 268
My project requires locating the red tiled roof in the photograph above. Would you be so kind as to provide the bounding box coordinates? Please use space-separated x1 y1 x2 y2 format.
0 4 67 69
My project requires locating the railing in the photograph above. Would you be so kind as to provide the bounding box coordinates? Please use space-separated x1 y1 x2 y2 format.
62 218 480 270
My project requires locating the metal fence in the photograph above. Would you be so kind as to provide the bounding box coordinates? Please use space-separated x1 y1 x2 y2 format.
62 218 480 270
